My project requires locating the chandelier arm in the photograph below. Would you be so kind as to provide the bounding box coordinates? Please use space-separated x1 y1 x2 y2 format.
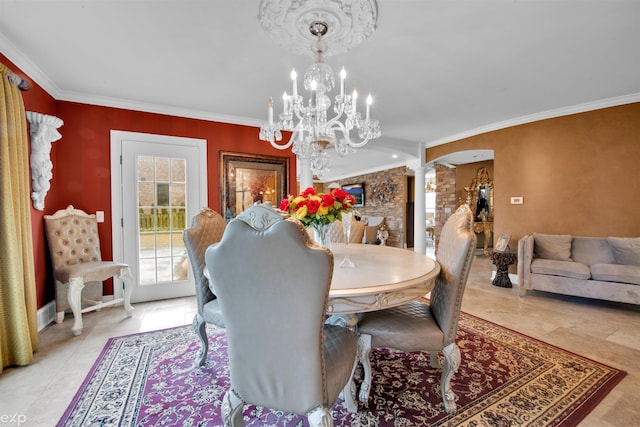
328 121 371 149
327 103 346 126
267 129 295 150
292 102 306 121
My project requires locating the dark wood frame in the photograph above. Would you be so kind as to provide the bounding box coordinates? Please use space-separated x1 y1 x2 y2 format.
220 151 289 220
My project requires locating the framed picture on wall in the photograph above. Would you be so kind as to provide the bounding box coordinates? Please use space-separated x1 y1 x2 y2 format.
495 233 511 252
220 151 289 220
342 182 365 207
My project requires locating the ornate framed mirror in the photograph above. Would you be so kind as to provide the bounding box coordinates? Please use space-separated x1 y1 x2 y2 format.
468 167 493 222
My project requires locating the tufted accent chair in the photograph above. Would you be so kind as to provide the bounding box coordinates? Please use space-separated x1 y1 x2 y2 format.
182 207 227 366
357 204 476 413
44 205 134 336
205 203 359 426
330 217 365 244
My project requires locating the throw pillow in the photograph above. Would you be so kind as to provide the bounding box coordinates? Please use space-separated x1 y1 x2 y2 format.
533 233 573 261
607 237 640 266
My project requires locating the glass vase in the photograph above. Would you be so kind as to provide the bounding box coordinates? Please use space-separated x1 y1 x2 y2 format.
339 212 355 268
311 223 332 249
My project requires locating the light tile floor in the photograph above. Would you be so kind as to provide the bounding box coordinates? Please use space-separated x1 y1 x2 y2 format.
1 254 638 426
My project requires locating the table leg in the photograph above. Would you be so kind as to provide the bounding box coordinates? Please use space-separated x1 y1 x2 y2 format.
492 266 512 287
358 333 372 403
483 227 491 256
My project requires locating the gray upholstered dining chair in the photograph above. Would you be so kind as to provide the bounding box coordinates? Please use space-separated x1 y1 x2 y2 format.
183 207 227 366
357 204 476 414
205 204 359 426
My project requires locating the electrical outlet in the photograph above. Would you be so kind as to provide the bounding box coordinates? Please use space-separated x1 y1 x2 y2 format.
96 211 105 223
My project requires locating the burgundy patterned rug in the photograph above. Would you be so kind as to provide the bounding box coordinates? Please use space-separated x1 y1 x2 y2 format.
57 312 625 426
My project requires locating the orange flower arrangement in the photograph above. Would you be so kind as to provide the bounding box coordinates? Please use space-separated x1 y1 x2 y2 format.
279 187 355 228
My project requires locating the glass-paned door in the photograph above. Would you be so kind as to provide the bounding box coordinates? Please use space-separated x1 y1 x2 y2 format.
111 131 207 303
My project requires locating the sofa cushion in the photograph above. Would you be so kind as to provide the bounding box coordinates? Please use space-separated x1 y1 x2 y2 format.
571 237 615 266
608 237 640 266
533 233 573 261
531 259 591 280
591 263 640 285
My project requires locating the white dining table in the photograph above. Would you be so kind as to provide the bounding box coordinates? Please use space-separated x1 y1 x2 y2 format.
327 243 440 315
326 243 441 407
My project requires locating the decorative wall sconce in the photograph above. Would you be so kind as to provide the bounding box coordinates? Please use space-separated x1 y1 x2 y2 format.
26 111 63 211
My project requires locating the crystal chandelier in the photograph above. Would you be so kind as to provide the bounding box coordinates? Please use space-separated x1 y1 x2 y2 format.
259 20 381 180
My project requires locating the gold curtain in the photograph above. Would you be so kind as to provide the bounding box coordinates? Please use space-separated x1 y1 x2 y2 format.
0 63 38 372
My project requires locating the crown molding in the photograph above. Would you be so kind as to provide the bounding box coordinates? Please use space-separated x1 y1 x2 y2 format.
425 93 640 148
57 89 263 128
0 32 61 98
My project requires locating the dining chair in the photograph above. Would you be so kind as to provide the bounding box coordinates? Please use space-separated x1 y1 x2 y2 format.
182 207 227 366
330 217 365 244
205 204 359 426
357 204 476 414
44 205 135 336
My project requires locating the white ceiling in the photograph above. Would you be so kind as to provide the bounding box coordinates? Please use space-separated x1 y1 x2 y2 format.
1 1 639 180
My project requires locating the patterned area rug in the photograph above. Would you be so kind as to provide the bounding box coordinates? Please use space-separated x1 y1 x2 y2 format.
57 312 625 426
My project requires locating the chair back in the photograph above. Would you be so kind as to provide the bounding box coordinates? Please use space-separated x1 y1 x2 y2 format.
205 204 334 413
44 205 102 271
183 208 226 314
430 204 476 345
330 217 365 244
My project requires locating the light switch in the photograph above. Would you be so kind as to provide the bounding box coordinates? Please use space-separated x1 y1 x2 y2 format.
96 211 105 223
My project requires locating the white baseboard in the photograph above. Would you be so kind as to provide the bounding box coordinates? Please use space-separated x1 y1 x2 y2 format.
37 296 115 332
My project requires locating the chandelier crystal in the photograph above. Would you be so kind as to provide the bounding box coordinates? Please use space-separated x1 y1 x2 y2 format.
259 20 381 178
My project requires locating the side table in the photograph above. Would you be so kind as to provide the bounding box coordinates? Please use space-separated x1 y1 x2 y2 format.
490 251 517 288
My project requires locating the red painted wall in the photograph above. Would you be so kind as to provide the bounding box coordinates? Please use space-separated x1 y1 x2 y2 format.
2 53 297 308
54 102 296 296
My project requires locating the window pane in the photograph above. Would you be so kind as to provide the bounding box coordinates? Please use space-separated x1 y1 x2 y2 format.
139 258 157 285
171 207 186 230
171 231 185 256
170 184 186 207
155 157 170 181
156 207 170 231
138 156 154 182
155 255 173 283
157 183 170 206
171 158 186 182
138 182 154 207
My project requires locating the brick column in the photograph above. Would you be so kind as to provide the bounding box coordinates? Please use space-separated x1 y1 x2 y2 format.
434 164 457 245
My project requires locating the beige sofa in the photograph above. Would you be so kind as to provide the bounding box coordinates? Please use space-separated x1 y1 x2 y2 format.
517 233 640 305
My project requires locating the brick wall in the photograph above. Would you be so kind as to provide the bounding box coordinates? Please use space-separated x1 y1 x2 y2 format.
323 166 409 248
434 164 457 245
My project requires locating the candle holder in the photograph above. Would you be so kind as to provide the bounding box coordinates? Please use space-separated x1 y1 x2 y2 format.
339 212 355 268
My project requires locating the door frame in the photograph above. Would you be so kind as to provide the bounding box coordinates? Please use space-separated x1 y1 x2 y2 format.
110 130 208 300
